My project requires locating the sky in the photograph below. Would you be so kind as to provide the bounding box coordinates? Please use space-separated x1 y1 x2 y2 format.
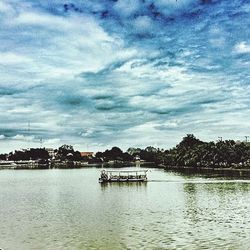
0 0 250 153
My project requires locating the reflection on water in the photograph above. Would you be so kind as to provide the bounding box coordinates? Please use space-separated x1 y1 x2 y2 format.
0 168 249 250
100 181 147 190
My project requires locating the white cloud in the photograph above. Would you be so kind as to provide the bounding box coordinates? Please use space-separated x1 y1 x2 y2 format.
14 11 69 28
0 135 5 140
113 0 141 17
0 52 32 65
7 106 35 114
148 0 195 15
209 38 225 48
133 16 153 33
44 138 61 146
12 134 35 141
0 0 14 14
234 41 250 54
0 6 139 90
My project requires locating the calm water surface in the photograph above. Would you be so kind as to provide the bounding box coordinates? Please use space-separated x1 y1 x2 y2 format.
0 167 250 250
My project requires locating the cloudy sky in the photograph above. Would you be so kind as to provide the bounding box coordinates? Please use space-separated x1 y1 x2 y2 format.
0 0 249 153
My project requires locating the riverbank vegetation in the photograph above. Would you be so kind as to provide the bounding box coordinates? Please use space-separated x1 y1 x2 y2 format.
96 134 250 169
1 134 250 170
162 134 250 169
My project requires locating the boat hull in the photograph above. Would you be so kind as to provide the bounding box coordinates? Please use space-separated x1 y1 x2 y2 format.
99 178 147 183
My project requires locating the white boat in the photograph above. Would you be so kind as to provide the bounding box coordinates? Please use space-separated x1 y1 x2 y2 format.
99 170 148 183
0 161 17 169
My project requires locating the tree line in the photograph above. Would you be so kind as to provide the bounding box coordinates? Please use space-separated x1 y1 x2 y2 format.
0 134 250 169
162 134 250 169
95 134 250 169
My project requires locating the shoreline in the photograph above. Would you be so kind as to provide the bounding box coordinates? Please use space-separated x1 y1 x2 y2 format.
1 160 250 178
163 165 250 178
0 160 155 170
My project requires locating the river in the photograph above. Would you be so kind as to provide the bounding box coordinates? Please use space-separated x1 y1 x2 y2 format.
0 167 249 249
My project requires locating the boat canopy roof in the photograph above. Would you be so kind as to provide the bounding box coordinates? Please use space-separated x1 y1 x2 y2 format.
102 170 148 173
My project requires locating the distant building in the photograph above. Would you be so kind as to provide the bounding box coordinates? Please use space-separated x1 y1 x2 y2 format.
235 140 250 145
21 148 29 152
236 140 242 144
46 148 56 158
134 155 141 161
80 152 94 157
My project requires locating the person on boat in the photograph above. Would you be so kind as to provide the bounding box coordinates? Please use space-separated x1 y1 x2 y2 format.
101 170 108 180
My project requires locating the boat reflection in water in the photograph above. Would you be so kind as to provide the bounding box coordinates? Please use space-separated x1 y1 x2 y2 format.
99 170 148 183
100 180 148 190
